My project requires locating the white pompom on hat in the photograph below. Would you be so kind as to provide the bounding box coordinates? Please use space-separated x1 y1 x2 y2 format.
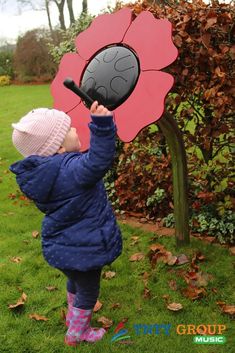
12 108 71 157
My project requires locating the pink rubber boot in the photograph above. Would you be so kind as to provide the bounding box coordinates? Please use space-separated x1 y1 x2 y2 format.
64 306 106 346
65 292 75 327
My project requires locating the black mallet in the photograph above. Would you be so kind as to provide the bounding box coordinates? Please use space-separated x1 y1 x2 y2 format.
63 77 94 108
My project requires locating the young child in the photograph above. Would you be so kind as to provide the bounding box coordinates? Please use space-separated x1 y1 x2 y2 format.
9 101 122 346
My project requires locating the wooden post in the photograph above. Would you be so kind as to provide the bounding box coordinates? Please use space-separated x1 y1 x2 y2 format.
157 111 190 246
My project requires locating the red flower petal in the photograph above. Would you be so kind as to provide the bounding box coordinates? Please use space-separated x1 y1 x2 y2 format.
123 11 178 71
115 70 174 142
75 8 133 61
51 53 86 112
67 102 91 152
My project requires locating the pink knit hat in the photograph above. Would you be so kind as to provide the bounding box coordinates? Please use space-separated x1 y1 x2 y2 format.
12 108 71 157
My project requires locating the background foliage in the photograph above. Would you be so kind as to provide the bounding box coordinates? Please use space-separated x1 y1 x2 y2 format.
1 0 234 244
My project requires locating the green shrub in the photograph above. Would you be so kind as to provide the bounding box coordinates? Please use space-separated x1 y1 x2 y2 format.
49 12 94 64
163 209 235 245
0 51 14 78
0 75 10 86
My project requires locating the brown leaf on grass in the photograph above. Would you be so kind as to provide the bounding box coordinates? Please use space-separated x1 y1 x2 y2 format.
167 302 183 311
8 193 16 199
10 256 22 263
131 236 139 241
163 252 178 266
110 303 121 310
217 302 235 317
130 236 139 246
97 316 113 329
149 243 166 252
194 272 213 287
103 271 116 279
143 287 151 299
183 271 198 284
32 230 40 238
149 252 164 268
162 294 170 304
117 340 134 345
168 279 178 291
129 252 145 262
183 271 213 287
190 251 205 272
93 300 103 313
181 285 206 300
229 247 235 256
176 254 189 266
45 286 58 291
142 271 150 286
192 251 206 262
29 313 49 321
8 292 27 310
60 308 66 322
148 244 177 267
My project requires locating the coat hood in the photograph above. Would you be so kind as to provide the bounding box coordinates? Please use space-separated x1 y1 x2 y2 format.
9 155 62 204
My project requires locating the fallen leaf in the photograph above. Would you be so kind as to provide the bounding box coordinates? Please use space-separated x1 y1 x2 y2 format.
149 243 166 252
8 193 16 199
131 236 139 241
130 236 140 245
93 300 103 313
217 302 235 317
29 313 49 321
142 271 150 286
191 252 204 271
97 316 113 329
103 271 116 279
163 252 178 266
61 308 66 322
117 340 134 345
176 254 189 265
168 279 178 291
194 272 213 287
110 303 121 310
183 271 213 287
167 302 183 311
162 294 170 304
8 292 27 310
121 317 129 324
229 247 235 256
129 252 145 262
45 286 58 291
143 287 151 299
193 251 206 262
10 256 22 264
181 286 206 300
32 230 40 238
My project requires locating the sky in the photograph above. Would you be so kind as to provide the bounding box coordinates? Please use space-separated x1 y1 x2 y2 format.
0 0 134 44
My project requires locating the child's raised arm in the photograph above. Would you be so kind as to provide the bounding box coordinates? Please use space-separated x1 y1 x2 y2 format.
65 101 116 186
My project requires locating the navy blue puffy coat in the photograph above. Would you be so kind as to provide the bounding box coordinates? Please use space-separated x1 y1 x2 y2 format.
10 115 122 271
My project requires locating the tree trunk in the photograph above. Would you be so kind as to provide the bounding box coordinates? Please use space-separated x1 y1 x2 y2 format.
54 0 66 30
67 0 75 26
82 0 88 14
45 0 54 35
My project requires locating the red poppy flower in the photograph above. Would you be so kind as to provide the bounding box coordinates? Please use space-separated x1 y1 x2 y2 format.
51 8 178 151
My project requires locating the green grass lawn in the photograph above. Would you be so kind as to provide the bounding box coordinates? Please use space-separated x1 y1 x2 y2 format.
0 85 235 353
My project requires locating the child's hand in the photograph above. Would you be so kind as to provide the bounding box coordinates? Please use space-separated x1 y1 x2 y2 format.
90 101 112 116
